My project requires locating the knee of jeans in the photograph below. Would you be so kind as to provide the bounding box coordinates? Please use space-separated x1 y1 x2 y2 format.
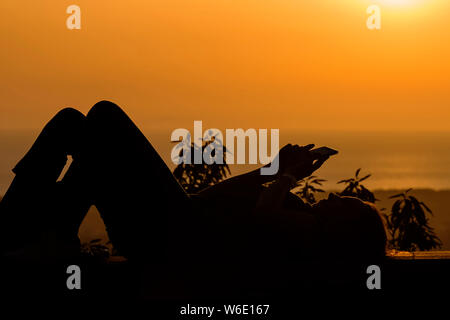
50 108 86 132
54 107 85 122
87 100 126 124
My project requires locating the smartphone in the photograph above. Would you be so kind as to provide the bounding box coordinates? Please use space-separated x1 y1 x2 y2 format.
310 146 338 158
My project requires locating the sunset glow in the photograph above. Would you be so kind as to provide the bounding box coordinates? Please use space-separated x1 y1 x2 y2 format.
0 0 449 132
2 0 450 300
377 0 419 6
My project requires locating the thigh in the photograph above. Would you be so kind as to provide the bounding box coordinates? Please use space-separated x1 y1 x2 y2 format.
84 101 191 259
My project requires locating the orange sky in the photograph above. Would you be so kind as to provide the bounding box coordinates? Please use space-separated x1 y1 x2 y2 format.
1 0 449 131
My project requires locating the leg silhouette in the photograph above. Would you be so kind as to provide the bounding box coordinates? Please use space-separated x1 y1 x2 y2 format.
0 107 87 255
1 101 193 261
83 101 192 260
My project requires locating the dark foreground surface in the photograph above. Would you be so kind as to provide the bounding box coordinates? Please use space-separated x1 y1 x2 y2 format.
2 253 450 315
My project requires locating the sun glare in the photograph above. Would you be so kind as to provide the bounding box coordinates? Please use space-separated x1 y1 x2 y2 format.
375 0 422 6
361 0 435 18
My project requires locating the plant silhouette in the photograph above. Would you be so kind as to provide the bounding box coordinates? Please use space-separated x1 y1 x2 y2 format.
80 239 111 260
384 188 442 251
172 138 231 194
337 168 376 203
294 176 326 204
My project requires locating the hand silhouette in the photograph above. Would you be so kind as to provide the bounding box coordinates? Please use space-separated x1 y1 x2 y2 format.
278 144 329 181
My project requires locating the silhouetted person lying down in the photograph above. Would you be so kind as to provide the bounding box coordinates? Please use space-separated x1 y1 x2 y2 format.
0 101 386 264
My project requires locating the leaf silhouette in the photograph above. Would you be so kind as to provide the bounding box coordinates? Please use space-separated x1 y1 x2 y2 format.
385 189 441 251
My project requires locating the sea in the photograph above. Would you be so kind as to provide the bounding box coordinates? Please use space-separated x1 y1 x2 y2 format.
1 129 450 194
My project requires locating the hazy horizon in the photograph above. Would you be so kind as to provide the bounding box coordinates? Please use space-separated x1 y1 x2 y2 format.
1 128 450 194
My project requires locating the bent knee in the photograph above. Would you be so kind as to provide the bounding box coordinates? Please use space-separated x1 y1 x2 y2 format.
51 107 86 129
55 107 85 119
87 100 125 122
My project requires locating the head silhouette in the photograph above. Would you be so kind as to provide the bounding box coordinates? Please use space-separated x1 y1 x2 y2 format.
312 193 387 261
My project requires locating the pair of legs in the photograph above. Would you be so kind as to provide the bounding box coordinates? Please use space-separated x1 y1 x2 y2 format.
0 101 194 260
